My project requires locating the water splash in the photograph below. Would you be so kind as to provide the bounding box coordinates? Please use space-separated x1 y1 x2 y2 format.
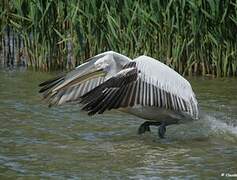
202 113 237 137
166 111 237 142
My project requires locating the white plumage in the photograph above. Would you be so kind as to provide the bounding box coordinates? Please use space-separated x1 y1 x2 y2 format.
39 51 199 138
134 56 198 119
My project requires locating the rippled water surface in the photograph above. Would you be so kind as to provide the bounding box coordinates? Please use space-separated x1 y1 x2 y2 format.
0 69 237 179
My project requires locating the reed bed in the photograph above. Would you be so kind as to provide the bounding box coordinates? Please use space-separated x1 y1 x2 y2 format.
1 0 237 76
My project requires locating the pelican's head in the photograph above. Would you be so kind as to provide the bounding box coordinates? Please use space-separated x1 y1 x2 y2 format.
94 54 114 72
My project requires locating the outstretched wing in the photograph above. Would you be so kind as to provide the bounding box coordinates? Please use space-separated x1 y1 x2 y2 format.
80 56 199 119
39 51 131 107
80 62 138 115
135 56 199 119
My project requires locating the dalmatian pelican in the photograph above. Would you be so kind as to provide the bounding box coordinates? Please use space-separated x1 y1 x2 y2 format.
39 51 199 138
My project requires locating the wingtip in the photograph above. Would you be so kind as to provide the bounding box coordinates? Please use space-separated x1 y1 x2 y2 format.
39 74 65 87
38 88 45 93
39 81 46 87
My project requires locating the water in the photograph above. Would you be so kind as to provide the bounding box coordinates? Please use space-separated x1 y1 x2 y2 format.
0 69 237 179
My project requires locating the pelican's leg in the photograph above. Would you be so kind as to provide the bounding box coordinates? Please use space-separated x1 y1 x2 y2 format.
158 120 179 138
138 121 161 134
158 122 167 139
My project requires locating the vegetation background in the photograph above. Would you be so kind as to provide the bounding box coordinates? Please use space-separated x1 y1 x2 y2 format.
1 0 237 77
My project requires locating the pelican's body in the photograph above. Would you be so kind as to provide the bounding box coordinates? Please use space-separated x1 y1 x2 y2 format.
123 106 188 123
39 51 199 138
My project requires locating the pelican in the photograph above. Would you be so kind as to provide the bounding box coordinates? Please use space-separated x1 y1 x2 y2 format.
39 51 199 138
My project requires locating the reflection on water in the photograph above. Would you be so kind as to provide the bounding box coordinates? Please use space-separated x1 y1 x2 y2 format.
0 69 237 179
